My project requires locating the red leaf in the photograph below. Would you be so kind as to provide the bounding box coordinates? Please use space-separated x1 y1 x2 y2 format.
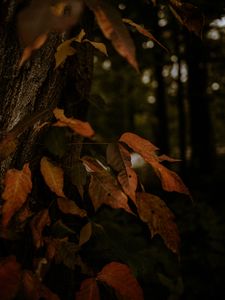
84 0 138 70
2 163 32 227
107 143 138 204
0 256 21 300
137 192 180 254
120 132 190 196
97 262 144 300
76 278 100 300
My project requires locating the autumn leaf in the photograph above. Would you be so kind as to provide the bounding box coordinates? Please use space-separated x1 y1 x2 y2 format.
76 278 100 300
55 29 86 68
84 39 108 56
79 222 92 246
53 108 95 138
0 256 21 300
97 262 144 300
57 197 87 217
120 132 190 196
123 18 168 52
82 156 105 172
30 209 51 249
1 163 32 227
23 270 60 300
0 134 17 162
84 0 138 70
107 143 138 204
168 0 205 37
137 192 180 254
40 156 65 197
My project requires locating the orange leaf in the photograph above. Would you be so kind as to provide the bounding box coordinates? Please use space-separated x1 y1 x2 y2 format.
40 156 65 197
30 209 51 249
0 256 21 300
97 262 144 300
2 163 32 227
137 192 180 254
84 0 138 70
53 108 95 138
79 222 92 246
76 278 100 300
123 18 168 52
107 143 138 204
57 198 87 217
120 132 190 196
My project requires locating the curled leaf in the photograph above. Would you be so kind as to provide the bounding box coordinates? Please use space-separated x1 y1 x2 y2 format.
2 163 32 227
97 262 144 300
137 192 180 254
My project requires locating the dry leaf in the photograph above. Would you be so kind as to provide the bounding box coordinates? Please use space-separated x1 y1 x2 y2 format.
2 163 32 227
97 262 144 300
53 108 95 138
40 156 65 197
57 197 87 217
123 18 168 52
79 222 92 246
84 39 108 55
0 256 21 300
30 209 51 249
76 278 100 300
0 134 17 162
137 192 180 254
55 29 86 68
120 132 190 196
84 0 138 70
107 143 138 204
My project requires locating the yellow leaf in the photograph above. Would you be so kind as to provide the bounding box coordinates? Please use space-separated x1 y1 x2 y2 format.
2 163 32 227
53 108 95 138
40 157 65 197
57 198 87 217
55 29 86 68
84 39 108 56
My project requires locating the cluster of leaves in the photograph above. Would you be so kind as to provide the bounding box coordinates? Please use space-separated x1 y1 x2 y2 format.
0 107 190 299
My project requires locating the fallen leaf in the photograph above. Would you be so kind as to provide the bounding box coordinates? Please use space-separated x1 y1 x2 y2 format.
79 222 92 246
54 29 86 68
76 278 100 300
0 256 21 300
97 262 144 300
107 143 138 204
123 18 168 52
82 156 105 172
57 197 87 217
40 156 65 197
2 163 32 227
84 0 138 70
168 0 204 37
0 134 17 162
120 132 190 196
137 192 180 254
84 39 108 56
30 209 51 248
53 108 95 138
54 240 80 270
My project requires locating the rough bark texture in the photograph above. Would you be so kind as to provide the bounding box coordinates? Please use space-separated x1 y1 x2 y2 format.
0 1 93 177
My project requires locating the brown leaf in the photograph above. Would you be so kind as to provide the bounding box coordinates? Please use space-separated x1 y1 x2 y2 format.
76 278 100 300
120 132 190 196
23 270 60 300
40 156 65 197
168 0 204 37
97 262 144 300
0 134 17 162
30 209 51 249
0 256 21 300
84 39 108 56
137 192 180 254
2 163 32 227
82 156 105 172
79 222 92 246
53 108 95 138
84 0 138 70
57 198 87 217
107 143 138 204
123 18 168 52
